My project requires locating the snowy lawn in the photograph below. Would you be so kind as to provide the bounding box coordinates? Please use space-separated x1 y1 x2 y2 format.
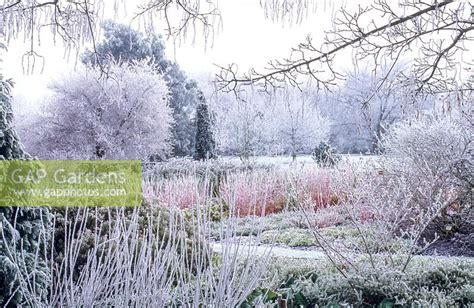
219 154 379 168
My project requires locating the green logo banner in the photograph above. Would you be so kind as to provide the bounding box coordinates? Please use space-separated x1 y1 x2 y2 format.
0 160 142 207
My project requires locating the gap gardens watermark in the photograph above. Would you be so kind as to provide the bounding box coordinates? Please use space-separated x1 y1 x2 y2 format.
0 160 142 207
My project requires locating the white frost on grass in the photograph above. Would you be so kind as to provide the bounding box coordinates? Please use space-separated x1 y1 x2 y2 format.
212 238 326 259
219 154 378 168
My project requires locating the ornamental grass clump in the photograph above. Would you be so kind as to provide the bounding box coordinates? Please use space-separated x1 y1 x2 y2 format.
4 199 274 306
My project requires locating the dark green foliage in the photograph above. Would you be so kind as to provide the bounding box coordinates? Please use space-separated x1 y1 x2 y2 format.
83 21 200 157
194 91 216 160
82 21 167 69
0 77 24 159
255 258 474 307
0 207 52 306
240 288 279 307
50 200 201 281
0 73 52 306
312 141 340 167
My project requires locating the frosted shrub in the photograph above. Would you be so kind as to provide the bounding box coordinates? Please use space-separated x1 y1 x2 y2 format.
143 157 273 179
219 170 287 216
299 113 472 273
288 167 334 209
218 168 335 216
144 165 335 217
264 256 474 306
311 141 341 167
383 115 470 177
382 115 472 243
144 174 209 209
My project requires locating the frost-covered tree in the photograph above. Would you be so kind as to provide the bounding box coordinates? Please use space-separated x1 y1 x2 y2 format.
194 91 216 160
83 21 201 157
270 87 331 160
212 93 270 159
0 72 51 306
325 66 422 153
210 86 330 160
21 60 172 160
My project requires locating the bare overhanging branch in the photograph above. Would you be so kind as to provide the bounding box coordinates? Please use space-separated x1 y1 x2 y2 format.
0 0 221 74
217 0 474 97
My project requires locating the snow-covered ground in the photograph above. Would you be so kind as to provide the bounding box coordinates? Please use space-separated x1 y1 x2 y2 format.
212 241 326 259
212 240 473 261
220 154 379 168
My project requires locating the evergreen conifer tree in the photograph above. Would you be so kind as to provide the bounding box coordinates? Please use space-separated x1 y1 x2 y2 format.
0 73 51 306
194 91 216 160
